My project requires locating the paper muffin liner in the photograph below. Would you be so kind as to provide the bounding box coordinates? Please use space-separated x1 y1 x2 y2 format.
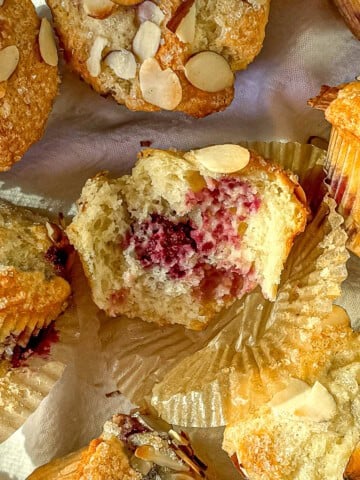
326 126 360 256
148 142 349 427
97 142 348 429
0 267 79 443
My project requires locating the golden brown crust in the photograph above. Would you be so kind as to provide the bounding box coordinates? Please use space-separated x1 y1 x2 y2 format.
47 0 269 117
76 437 141 480
0 200 71 354
223 306 360 480
0 0 59 170
0 268 71 347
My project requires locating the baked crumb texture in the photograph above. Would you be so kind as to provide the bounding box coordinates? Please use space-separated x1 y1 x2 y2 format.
0 200 71 359
0 0 59 170
67 146 307 330
47 0 270 117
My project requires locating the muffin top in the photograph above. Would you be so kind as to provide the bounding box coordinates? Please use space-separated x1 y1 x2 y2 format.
325 81 360 140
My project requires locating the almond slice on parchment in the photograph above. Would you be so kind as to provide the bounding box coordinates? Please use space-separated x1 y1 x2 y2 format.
184 51 234 92
139 58 182 110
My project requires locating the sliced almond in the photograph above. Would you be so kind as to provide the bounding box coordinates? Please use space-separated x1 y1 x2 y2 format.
135 445 189 472
0 1 4 6
139 58 182 110
112 0 143 4
269 379 310 409
137 1 165 25
175 3 196 43
105 49 136 79
169 429 190 446
270 378 337 422
184 51 234 93
167 0 194 33
187 144 250 174
83 0 115 19
133 21 161 63
130 455 153 475
39 18 58 67
0 45 19 82
86 36 108 77
295 381 337 422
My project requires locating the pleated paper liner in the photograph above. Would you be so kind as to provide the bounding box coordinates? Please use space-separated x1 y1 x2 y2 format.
326 126 360 256
98 142 343 419
150 141 349 428
0 262 80 443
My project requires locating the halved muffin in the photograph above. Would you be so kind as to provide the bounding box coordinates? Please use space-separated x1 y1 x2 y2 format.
0 200 72 362
67 144 308 330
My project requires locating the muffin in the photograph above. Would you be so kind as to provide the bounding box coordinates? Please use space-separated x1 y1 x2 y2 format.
0 0 59 170
309 81 360 256
28 412 207 479
46 0 270 117
0 199 72 364
67 144 308 330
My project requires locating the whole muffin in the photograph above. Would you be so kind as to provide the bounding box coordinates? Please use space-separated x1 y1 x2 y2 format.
47 0 270 117
0 0 59 170
309 81 360 256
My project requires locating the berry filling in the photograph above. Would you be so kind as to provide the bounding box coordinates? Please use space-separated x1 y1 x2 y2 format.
126 177 261 301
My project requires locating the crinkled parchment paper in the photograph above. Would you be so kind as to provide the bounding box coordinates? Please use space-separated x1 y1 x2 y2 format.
0 1 359 479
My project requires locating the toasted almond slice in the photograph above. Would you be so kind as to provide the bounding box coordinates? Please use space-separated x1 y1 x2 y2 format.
135 445 189 472
185 51 234 92
130 455 153 475
105 49 137 79
187 145 250 174
39 18 58 67
0 0 4 6
176 3 196 43
139 58 182 110
112 0 143 5
83 0 115 19
137 1 165 25
167 0 194 33
133 21 161 62
0 45 19 82
86 36 108 77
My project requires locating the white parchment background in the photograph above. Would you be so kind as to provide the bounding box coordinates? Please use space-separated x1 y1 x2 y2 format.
0 0 359 478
